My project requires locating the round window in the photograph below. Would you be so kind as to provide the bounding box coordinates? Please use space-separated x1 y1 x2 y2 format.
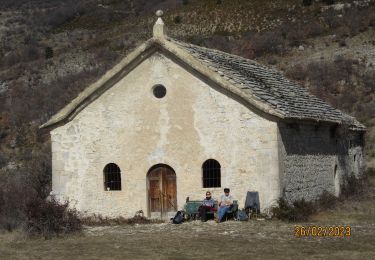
153 84 166 99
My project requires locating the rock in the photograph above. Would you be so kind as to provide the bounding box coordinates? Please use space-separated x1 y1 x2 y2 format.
10 138 17 148
298 45 304 51
6 162 17 170
0 81 8 94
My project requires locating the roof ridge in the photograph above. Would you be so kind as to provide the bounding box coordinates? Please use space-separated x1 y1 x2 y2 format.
40 35 365 131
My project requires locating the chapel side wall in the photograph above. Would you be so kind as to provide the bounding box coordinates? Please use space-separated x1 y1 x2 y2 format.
277 123 365 202
50 53 281 218
347 131 365 178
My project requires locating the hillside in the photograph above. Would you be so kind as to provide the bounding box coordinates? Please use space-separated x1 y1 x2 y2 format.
0 0 374 200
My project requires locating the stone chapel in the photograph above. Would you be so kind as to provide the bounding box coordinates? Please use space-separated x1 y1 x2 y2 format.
41 11 365 218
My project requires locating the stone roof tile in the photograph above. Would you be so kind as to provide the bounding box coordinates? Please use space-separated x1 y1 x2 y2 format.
172 39 365 130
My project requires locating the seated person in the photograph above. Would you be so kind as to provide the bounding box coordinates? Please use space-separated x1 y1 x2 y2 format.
198 191 216 222
217 188 233 223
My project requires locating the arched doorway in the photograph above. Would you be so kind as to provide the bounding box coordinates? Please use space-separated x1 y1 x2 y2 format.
147 164 177 218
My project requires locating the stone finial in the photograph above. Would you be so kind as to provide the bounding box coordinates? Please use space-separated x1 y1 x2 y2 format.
156 10 163 17
153 10 165 39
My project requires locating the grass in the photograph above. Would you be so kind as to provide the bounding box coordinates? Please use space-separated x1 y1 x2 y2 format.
0 174 374 259
0 220 374 259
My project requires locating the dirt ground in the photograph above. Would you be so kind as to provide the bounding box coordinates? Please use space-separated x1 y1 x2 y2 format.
0 217 374 259
1 176 375 259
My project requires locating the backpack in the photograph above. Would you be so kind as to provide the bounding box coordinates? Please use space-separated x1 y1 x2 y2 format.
236 210 248 221
172 211 185 224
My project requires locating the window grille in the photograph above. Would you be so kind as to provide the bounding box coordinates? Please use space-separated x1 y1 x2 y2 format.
103 163 122 191
202 159 221 188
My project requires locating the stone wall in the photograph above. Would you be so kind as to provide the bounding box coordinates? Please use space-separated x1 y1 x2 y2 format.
278 123 364 202
348 131 365 178
50 52 280 218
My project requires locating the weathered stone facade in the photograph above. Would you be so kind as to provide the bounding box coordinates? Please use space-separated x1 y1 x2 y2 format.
50 53 280 218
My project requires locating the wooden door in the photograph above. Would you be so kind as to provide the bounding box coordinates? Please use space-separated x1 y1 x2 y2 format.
149 179 161 212
147 165 177 216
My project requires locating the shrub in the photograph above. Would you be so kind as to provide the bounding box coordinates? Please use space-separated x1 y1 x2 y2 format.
173 15 181 24
322 9 340 29
45 46 53 59
81 213 163 226
305 21 324 37
0 145 52 233
316 190 338 210
340 174 369 199
0 173 31 231
273 172 371 222
26 198 81 238
286 27 306 47
339 39 347 47
322 0 334 5
272 198 315 222
286 64 306 81
23 45 40 61
252 31 284 56
0 154 7 168
363 70 375 90
302 0 313 6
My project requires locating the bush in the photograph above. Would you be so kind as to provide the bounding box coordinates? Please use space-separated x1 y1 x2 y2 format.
272 198 315 222
173 15 181 24
340 174 369 199
45 46 53 59
273 172 370 222
252 31 284 56
81 212 163 226
0 173 31 231
26 198 81 238
286 27 306 47
322 0 334 5
302 0 313 6
0 145 55 234
316 190 338 210
363 71 375 90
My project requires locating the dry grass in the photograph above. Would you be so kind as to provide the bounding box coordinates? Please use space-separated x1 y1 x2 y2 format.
0 174 374 259
0 218 374 259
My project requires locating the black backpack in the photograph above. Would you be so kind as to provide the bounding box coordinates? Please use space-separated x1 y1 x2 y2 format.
172 211 185 224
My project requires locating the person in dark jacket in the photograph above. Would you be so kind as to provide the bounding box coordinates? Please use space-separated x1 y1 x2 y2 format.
198 191 216 222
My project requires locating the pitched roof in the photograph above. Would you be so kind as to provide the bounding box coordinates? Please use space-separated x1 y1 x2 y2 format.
172 40 365 130
40 15 365 131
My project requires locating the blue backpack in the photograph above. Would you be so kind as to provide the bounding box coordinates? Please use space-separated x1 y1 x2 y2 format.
236 210 248 221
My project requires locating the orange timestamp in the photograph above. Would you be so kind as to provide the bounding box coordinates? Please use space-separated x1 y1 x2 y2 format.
294 225 351 237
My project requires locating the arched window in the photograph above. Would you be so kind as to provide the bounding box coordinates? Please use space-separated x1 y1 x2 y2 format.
103 163 122 191
202 159 221 188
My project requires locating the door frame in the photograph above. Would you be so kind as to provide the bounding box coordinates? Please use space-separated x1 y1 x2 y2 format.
146 164 177 218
